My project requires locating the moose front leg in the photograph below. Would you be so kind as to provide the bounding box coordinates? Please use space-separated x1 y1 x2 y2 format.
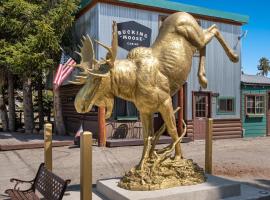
137 113 153 171
159 98 182 159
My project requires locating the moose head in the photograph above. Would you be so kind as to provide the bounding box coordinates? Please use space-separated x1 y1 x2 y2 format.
70 22 118 119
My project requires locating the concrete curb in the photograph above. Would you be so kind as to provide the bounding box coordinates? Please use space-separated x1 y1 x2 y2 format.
0 141 73 151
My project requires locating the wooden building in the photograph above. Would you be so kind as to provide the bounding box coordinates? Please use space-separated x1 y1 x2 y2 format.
60 0 249 142
241 74 270 137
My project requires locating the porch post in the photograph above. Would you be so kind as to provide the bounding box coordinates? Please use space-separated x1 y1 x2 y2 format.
98 107 106 147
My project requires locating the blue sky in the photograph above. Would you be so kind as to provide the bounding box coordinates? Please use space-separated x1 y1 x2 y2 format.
167 0 270 75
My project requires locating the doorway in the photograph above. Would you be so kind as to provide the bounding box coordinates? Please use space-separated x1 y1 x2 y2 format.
193 92 211 139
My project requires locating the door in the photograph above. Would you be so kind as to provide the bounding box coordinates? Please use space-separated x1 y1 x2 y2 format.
193 92 211 139
267 92 270 136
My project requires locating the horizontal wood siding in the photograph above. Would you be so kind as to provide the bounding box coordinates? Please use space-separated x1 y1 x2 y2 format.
241 85 270 137
186 120 193 138
61 84 142 138
60 85 99 137
188 119 242 140
212 119 242 139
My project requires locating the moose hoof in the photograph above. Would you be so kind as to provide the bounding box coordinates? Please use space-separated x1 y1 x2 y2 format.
231 54 239 63
136 162 144 171
199 77 208 89
173 155 182 161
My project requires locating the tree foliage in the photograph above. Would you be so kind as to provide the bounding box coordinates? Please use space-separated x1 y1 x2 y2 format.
257 57 270 76
0 0 79 77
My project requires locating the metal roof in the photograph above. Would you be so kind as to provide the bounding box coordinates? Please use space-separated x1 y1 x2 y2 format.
79 0 249 24
241 74 270 85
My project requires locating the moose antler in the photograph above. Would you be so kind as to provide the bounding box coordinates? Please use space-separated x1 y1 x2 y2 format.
95 21 118 67
69 21 118 85
69 35 97 85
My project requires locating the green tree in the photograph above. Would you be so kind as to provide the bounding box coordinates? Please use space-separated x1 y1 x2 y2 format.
257 57 270 76
0 0 78 134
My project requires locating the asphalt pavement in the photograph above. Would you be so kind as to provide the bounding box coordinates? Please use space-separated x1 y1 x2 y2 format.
0 136 270 199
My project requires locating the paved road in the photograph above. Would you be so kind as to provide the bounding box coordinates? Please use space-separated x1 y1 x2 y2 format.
0 137 270 199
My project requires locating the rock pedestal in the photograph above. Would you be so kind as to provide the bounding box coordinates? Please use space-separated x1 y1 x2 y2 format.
118 158 205 190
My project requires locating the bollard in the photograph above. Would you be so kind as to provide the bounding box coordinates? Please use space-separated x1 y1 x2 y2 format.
98 107 106 147
205 118 213 174
44 123 52 171
80 131 92 200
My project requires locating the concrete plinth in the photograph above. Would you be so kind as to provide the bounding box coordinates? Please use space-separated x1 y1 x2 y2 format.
97 175 244 200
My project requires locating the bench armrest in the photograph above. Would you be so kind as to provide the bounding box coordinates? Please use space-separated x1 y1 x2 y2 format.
10 178 34 190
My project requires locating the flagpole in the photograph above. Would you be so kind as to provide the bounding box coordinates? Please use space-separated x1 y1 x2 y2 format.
52 70 56 135
53 50 76 135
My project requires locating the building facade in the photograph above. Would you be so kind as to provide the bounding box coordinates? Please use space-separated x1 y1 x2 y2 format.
60 0 249 141
241 74 270 137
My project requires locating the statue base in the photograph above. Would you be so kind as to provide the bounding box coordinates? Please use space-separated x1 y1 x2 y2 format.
118 158 205 191
97 175 270 200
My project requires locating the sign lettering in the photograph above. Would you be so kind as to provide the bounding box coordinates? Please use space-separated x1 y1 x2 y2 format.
117 21 152 51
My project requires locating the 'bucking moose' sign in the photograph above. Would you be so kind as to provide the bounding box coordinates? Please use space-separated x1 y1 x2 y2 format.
117 21 152 51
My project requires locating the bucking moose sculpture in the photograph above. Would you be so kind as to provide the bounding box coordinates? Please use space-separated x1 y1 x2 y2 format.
72 12 239 190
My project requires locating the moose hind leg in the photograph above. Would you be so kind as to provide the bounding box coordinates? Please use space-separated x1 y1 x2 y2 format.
159 98 182 159
198 46 207 89
204 25 239 62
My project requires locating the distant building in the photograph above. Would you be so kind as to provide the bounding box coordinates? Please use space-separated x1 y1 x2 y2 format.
241 74 270 137
61 0 249 143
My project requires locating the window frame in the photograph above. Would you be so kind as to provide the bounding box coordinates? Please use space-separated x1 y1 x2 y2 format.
193 92 210 118
216 96 235 115
113 97 139 120
195 95 207 117
245 94 266 116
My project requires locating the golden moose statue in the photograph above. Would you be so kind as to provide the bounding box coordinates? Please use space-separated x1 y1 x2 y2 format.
72 12 238 190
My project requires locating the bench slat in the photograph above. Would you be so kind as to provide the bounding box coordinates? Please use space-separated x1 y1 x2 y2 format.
5 189 39 200
25 191 39 200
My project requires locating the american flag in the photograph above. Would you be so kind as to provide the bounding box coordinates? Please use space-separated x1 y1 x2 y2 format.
53 51 76 88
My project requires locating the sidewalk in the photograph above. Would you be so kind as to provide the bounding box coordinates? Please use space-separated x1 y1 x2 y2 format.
0 132 73 151
0 136 270 199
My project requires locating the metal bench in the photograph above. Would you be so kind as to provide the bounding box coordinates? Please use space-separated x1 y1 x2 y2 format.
5 163 71 200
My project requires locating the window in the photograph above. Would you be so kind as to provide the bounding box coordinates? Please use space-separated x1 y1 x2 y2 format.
217 97 234 114
246 95 265 115
114 97 138 119
195 95 207 117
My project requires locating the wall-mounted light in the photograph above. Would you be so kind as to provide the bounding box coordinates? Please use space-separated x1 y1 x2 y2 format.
238 30 248 40
234 30 248 50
